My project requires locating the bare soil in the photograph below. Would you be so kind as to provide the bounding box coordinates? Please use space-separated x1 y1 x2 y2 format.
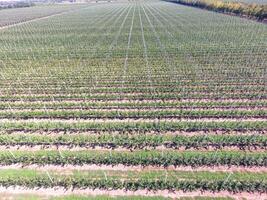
1 164 266 173
0 187 266 200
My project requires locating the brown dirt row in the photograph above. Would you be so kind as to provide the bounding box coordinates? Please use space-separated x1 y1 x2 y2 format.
1 82 265 88
1 164 267 173
0 116 265 122
0 90 263 97
1 90 264 96
0 118 265 123
0 144 265 152
0 187 265 200
0 145 129 152
0 99 266 104
1 107 266 112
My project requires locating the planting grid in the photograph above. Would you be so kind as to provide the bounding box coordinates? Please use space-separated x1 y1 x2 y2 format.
0 0 266 199
0 4 87 27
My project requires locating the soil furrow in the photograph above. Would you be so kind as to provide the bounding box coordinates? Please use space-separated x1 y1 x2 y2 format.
0 187 265 200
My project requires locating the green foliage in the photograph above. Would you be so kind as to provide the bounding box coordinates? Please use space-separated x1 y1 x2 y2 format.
168 0 267 20
0 121 266 131
0 109 265 119
0 1 266 196
0 169 266 192
0 150 266 167
0 134 266 150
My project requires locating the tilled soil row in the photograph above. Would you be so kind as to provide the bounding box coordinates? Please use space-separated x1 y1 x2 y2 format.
0 106 266 111
0 99 265 104
1 164 267 173
0 116 265 121
0 187 265 200
0 144 265 152
0 90 263 97
1 90 264 96
0 72 264 80
1 82 264 88
2 107 266 112
0 118 265 123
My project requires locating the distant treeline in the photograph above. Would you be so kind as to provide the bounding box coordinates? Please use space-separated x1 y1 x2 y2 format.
165 0 267 20
0 1 35 9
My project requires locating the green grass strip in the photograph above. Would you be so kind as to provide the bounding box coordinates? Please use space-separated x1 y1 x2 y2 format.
0 109 265 119
0 134 266 149
0 169 266 192
0 150 266 167
0 92 264 101
0 121 266 131
0 100 266 110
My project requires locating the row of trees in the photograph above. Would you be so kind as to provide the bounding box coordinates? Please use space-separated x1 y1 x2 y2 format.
169 0 267 20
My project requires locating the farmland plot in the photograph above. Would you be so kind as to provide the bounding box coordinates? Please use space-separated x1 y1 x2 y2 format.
0 4 88 27
0 0 266 199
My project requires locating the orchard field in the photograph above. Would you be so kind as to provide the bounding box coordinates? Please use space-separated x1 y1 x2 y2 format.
0 0 266 199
